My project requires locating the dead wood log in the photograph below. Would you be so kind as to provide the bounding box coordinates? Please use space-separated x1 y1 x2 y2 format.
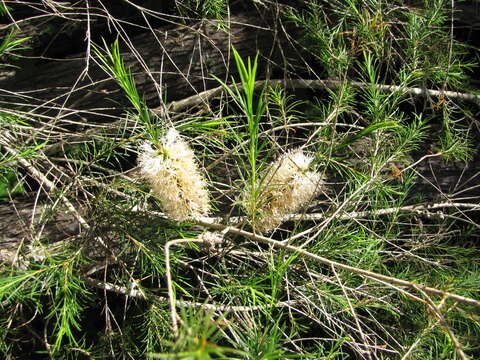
0 13 292 119
0 198 81 265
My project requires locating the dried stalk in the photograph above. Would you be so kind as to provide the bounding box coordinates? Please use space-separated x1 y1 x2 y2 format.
196 218 480 309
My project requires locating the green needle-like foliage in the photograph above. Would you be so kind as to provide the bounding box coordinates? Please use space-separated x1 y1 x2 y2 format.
149 309 246 360
1 1 480 359
213 46 267 227
93 38 157 143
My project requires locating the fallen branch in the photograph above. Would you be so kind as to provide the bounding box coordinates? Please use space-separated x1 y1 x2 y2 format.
83 276 298 312
165 78 480 113
196 218 480 309
290 201 480 222
148 201 479 228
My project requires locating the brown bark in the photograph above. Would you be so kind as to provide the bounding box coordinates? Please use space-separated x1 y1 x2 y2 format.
0 198 81 265
0 13 292 117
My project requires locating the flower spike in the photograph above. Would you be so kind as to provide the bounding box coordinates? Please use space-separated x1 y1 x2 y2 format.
138 128 210 221
249 149 324 233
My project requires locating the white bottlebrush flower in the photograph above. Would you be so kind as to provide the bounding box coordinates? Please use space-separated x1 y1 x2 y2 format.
249 149 323 233
138 128 210 221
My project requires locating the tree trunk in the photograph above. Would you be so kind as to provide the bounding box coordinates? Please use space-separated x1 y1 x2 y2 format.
0 13 291 118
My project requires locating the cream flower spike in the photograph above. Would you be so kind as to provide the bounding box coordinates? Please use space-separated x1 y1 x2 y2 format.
253 149 323 233
138 128 210 221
